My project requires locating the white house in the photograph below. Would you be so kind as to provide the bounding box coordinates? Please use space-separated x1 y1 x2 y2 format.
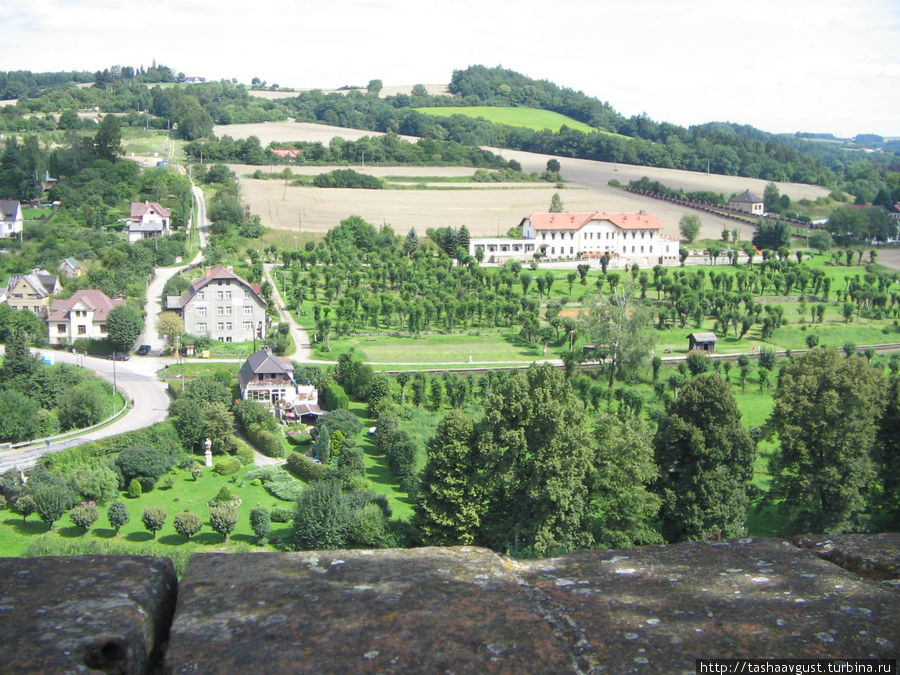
238 346 321 420
126 201 171 243
470 211 678 267
47 289 123 344
0 200 23 239
728 190 765 216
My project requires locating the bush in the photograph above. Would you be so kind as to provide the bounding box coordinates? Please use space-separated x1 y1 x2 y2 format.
77 467 119 504
69 504 99 531
250 507 271 544
247 424 285 458
235 443 255 466
127 478 143 498
286 452 328 482
208 485 237 506
209 504 239 540
107 501 129 534
347 503 385 547
115 445 176 489
269 506 293 523
32 483 73 528
286 433 311 446
212 457 241 476
173 511 202 540
141 507 167 538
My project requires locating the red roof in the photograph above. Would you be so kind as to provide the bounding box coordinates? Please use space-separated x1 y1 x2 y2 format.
130 201 170 219
48 289 123 322
528 212 661 231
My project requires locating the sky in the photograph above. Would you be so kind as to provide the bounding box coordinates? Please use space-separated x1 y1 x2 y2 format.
1 0 899 138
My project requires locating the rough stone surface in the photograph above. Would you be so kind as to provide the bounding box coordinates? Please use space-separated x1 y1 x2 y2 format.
793 533 900 582
0 555 177 674
515 537 900 673
165 547 573 674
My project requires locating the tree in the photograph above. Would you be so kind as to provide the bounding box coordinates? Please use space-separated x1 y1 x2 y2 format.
591 411 663 548
366 79 383 97
70 504 99 532
654 373 756 542
93 115 122 161
33 484 72 529
475 365 596 555
107 501 129 535
549 192 564 213
141 507 167 538
288 479 350 550
57 381 107 431
768 348 886 533
116 445 175 490
157 312 184 346
13 495 36 522
173 511 202 540
763 181 780 212
250 507 271 545
546 158 561 173
1 329 40 382
106 304 143 354
679 215 701 243
579 283 656 386
808 230 832 253
414 410 482 545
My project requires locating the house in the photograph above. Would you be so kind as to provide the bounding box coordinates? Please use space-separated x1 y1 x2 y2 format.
58 258 83 279
688 332 718 353
1 268 62 316
272 149 301 159
469 211 678 267
166 266 268 343
125 201 171 243
0 200 23 239
238 346 321 420
728 190 765 216
41 170 58 192
47 289 123 344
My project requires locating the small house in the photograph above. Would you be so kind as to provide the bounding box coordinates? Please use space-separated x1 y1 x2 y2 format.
125 201 171 243
0 200 23 238
728 190 764 216
688 332 718 353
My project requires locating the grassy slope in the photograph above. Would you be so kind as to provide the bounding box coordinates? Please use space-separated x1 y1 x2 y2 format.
414 106 600 134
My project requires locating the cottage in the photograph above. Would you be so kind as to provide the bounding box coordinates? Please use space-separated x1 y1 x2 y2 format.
167 266 268 343
688 332 718 353
47 289 123 344
125 201 171 243
0 200 23 239
728 190 765 216
238 346 321 421
58 258 83 279
0 268 61 316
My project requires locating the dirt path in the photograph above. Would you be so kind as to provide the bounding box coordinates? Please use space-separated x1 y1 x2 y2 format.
262 263 312 361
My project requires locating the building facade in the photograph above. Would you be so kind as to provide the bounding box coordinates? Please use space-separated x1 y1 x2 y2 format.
1 268 62 316
47 289 123 344
0 200 23 239
126 201 171 243
728 190 765 215
167 266 268 343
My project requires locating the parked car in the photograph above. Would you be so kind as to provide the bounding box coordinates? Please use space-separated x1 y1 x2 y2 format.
108 352 130 361
137 345 152 356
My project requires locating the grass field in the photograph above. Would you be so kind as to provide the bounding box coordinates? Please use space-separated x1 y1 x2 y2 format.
414 106 601 134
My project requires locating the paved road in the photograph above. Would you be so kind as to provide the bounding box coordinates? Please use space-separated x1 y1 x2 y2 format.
0 349 173 473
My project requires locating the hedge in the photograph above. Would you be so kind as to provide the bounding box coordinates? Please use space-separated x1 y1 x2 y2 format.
286 452 327 482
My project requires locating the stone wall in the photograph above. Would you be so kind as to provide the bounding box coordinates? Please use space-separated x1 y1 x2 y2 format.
1 535 898 674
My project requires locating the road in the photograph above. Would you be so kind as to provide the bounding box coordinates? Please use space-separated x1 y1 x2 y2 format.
0 349 173 473
262 263 313 361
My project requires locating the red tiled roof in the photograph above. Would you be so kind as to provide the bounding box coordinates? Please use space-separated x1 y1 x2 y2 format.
47 289 123 322
130 201 170 219
179 266 264 306
529 212 661 231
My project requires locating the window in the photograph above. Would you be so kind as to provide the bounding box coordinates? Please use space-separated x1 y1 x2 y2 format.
57 324 66 334
225 322 232 331
216 290 223 300
224 290 232 300
196 322 207 333
197 291 205 300
100 324 107 334
242 305 253 316
217 306 224 316
77 325 86 335
196 306 207 316
242 321 253 332
217 322 225 332
224 306 232 315
244 290 251 299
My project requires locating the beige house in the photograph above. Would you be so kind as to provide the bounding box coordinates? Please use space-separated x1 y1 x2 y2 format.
47 289 123 344
126 201 171 243
0 200 23 239
728 190 765 215
0 268 62 316
167 266 268 343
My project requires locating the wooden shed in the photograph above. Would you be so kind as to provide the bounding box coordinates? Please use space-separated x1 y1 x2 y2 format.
688 332 718 353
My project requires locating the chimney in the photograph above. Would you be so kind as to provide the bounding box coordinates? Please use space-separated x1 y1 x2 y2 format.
206 267 211 277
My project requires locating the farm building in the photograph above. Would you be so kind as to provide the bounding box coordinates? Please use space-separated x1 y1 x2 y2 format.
687 332 718 353
728 190 764 216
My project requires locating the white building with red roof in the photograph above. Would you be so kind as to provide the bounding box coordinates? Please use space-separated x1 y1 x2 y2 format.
166 266 268 343
470 211 678 267
47 289 124 344
125 201 171 243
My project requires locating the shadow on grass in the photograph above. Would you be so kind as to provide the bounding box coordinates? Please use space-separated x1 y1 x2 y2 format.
159 534 188 546
91 528 118 539
193 532 224 545
364 450 414 507
57 525 88 539
4 517 47 535
230 533 257 545
125 531 154 542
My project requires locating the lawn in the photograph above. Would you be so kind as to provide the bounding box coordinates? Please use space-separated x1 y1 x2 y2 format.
414 106 601 134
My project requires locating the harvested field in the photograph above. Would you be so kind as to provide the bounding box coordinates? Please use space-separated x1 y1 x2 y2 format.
215 122 831 241
248 84 449 101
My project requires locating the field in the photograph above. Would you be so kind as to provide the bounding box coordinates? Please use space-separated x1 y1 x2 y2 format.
213 122 832 242
413 106 599 133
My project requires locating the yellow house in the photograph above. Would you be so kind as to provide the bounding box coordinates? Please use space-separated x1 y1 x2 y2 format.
1 268 61 316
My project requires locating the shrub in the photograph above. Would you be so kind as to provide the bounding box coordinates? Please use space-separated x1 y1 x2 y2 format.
115 445 175 489
33 484 73 528
250 507 271 544
13 495 37 521
141 507 167 538
209 504 239 540
127 478 143 498
77 467 120 504
269 506 293 523
69 504 99 531
212 457 241 476
107 501 129 534
247 425 284 458
286 432 311 446
347 503 385 547
235 443 255 466
173 511 202 540
208 486 237 506
286 452 327 482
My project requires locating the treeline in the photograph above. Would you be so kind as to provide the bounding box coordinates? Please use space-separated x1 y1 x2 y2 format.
184 133 515 169
0 70 93 100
